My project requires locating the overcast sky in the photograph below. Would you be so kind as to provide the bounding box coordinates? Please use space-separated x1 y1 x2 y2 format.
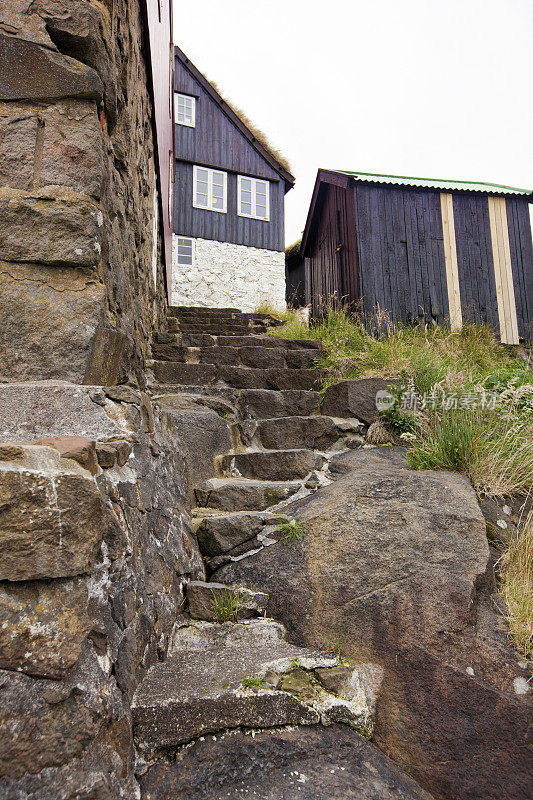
173 0 533 246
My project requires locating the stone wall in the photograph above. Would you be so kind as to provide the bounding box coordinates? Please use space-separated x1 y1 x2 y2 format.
172 236 287 312
0 383 204 798
0 0 168 386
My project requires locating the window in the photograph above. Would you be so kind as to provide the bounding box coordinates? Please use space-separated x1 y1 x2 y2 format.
193 166 227 213
174 92 195 127
176 237 194 267
237 176 270 220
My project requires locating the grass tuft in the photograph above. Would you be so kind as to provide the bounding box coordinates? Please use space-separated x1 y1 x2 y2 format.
500 509 533 660
211 589 243 623
240 674 266 689
276 520 304 544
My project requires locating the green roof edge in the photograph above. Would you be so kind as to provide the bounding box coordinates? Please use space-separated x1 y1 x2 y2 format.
332 170 532 196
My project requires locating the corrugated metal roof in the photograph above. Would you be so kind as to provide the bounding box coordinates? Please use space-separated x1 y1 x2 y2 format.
333 170 532 197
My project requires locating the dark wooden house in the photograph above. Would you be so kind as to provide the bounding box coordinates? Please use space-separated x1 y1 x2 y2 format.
294 170 533 343
172 46 294 310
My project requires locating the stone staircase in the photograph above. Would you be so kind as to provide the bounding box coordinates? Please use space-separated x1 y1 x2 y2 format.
133 307 432 798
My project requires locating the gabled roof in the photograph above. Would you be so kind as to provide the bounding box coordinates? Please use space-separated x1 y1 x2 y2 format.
301 168 533 255
174 45 294 187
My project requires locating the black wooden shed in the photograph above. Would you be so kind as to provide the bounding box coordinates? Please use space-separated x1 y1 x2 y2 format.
294 170 533 343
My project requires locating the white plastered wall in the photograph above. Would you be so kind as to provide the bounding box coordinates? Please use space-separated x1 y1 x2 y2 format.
171 236 286 312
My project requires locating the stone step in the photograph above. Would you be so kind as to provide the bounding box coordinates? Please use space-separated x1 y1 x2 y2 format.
237 415 365 450
217 449 325 481
149 386 321 419
186 580 268 622
168 320 269 335
194 477 304 512
132 619 372 753
152 343 320 370
151 362 324 391
193 510 289 558
153 332 322 350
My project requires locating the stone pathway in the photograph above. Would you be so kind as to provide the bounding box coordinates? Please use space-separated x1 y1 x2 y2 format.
133 306 434 799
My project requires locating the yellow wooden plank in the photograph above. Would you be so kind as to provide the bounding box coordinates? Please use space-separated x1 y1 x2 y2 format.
499 198 519 343
488 197 519 344
440 193 462 330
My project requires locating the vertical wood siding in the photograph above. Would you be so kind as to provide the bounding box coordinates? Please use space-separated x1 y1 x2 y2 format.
451 195 499 330
306 184 359 314
174 59 282 182
304 178 532 341
354 185 448 326
506 197 533 341
488 197 520 344
173 161 284 251
440 193 462 330
173 57 286 252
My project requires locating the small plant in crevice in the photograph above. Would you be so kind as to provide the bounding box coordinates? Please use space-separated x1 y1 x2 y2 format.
240 674 266 689
276 520 304 544
211 589 243 623
377 374 418 436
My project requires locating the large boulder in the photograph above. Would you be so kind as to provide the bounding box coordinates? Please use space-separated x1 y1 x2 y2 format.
139 724 435 800
216 448 532 800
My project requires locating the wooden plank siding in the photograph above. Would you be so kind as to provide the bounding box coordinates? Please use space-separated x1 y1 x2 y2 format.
450 194 499 330
299 171 532 341
173 161 284 251
506 197 533 340
354 185 448 326
306 183 358 314
488 196 520 344
174 59 281 182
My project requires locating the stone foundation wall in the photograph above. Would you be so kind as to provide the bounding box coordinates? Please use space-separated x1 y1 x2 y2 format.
0 1 168 386
172 236 287 312
0 383 204 797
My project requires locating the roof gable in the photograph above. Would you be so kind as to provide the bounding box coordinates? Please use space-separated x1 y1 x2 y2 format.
174 46 294 187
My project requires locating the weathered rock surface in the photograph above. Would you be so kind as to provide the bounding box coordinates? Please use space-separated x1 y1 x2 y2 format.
139 725 435 800
187 580 268 621
0 186 103 267
247 414 362 450
0 34 103 103
321 377 395 424
0 264 106 383
0 444 107 581
195 477 304 512
0 382 127 442
216 448 533 800
132 620 372 752
194 511 266 556
156 394 232 501
0 577 90 678
218 448 324 480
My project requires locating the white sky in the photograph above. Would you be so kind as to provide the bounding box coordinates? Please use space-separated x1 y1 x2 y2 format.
173 0 533 246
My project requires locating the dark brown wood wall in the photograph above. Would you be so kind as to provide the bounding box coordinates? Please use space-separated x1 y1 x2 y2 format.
354 184 448 325
173 161 284 251
452 195 499 330
174 59 281 182
173 58 285 251
306 184 359 314
506 197 533 340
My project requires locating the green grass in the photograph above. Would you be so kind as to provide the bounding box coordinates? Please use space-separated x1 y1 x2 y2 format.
211 589 243 623
240 675 266 689
500 509 533 660
276 520 304 543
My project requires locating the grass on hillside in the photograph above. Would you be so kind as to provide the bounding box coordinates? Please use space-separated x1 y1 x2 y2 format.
262 304 533 659
500 509 533 660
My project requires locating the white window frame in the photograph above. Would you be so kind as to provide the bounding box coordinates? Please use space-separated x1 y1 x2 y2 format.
237 176 270 221
193 166 227 213
174 92 195 127
175 236 195 268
